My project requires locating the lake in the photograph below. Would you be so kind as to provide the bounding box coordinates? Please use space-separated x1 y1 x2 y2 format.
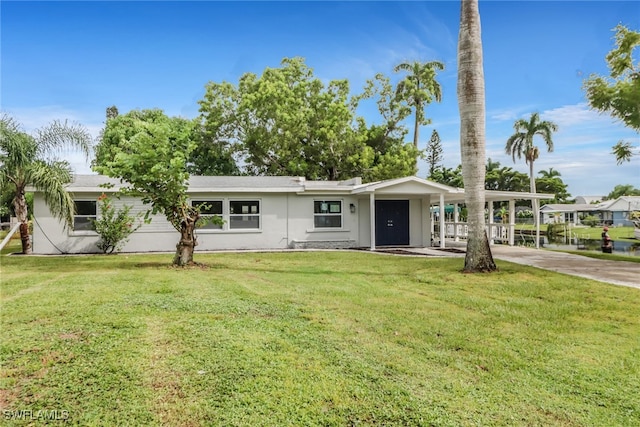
515 235 640 257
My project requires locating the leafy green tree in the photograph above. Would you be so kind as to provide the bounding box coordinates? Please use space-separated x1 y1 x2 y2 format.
485 159 529 192
457 0 496 272
199 58 418 182
200 58 361 180
584 25 639 164
93 109 202 266
430 165 464 188
0 114 92 254
536 177 571 204
607 184 640 199
394 60 444 149
535 167 570 204
425 129 443 178
356 73 418 180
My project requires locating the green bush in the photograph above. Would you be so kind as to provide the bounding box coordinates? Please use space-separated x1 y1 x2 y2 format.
581 215 600 227
92 194 141 254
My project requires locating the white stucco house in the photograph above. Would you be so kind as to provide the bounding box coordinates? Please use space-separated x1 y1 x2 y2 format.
31 174 554 254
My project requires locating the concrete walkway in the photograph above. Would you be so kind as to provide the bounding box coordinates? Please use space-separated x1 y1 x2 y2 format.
402 245 639 289
489 245 639 289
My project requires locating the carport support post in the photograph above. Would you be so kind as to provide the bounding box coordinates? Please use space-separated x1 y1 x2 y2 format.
488 202 494 245
370 192 376 251
454 203 460 242
439 194 445 248
534 198 540 249
509 199 515 246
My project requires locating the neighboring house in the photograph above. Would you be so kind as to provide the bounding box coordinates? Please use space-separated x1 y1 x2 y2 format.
31 174 554 254
540 203 600 225
540 196 640 226
600 196 640 227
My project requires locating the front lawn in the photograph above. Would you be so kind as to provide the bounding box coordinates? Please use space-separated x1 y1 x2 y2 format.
1 252 639 426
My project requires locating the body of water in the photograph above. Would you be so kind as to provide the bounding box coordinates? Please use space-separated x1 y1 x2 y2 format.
516 235 640 257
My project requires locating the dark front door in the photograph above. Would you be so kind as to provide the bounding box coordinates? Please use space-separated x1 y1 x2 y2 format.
375 200 409 246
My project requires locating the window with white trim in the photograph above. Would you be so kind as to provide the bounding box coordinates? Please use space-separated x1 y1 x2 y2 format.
192 200 223 230
74 200 97 231
314 200 342 228
229 200 260 229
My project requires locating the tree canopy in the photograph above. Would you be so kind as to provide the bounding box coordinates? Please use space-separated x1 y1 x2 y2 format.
584 25 640 163
93 109 202 266
607 184 640 199
198 57 418 182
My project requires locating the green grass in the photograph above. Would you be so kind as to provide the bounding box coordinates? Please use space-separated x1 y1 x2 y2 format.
560 226 636 241
551 249 640 263
514 224 637 242
1 252 639 426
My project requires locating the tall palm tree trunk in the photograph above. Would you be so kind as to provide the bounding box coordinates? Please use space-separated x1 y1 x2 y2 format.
457 0 496 272
413 103 421 149
529 160 540 248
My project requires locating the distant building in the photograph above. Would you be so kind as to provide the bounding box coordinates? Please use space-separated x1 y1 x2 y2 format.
541 196 640 226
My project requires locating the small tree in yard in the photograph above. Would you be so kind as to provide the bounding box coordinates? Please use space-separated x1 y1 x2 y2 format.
92 194 141 254
93 109 202 266
0 114 92 254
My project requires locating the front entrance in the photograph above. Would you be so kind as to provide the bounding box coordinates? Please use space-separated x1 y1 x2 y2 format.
375 200 409 246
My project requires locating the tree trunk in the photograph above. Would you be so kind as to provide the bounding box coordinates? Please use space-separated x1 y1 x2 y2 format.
457 0 496 273
529 160 540 248
173 217 197 266
413 105 420 149
13 190 32 255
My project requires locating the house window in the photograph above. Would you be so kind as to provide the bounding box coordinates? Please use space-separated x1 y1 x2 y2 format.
229 200 260 229
314 200 342 228
192 200 223 229
74 200 97 231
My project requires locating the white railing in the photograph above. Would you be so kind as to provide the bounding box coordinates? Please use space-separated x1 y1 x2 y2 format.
434 221 512 244
0 222 21 252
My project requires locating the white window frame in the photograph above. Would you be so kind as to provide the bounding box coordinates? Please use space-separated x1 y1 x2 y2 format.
72 199 97 235
191 199 224 231
228 199 261 230
313 200 343 229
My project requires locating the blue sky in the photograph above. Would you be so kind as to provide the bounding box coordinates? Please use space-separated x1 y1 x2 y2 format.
2 0 639 197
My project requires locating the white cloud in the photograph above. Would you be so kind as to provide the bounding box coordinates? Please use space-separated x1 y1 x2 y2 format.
3 105 104 139
540 103 615 128
2 105 101 175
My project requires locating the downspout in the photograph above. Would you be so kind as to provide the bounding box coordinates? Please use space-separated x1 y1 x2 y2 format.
370 192 375 251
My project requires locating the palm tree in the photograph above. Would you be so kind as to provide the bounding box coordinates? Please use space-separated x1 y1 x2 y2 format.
457 0 496 272
538 167 561 179
394 60 444 149
505 112 558 247
0 115 92 254
505 112 558 194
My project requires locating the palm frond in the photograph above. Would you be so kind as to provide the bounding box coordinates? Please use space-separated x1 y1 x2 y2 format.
28 160 75 227
1 116 38 171
35 120 94 161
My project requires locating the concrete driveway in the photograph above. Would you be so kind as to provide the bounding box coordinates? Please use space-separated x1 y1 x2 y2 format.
489 245 639 289
392 245 639 289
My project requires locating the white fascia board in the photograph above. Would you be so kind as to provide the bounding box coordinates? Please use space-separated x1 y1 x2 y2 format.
187 187 301 193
